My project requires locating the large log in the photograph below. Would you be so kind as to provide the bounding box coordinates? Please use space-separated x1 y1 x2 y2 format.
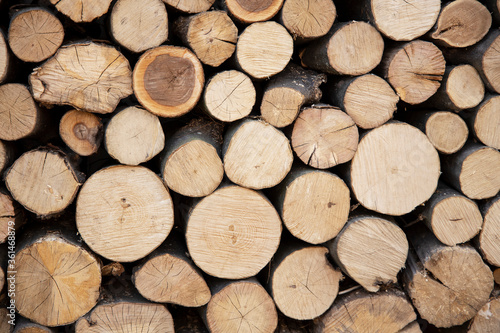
280 0 336 41
478 194 500 266
59 109 103 156
225 0 284 23
49 0 113 22
467 95 500 149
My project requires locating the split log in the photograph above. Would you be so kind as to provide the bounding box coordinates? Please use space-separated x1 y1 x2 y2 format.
13 317 57 333
59 109 102 156
8 8 64 63
76 165 174 262
468 296 500 333
404 227 494 328
105 106 165 165
271 167 350 244
49 0 113 22
161 120 223 197
235 21 293 79
110 0 168 53
314 288 417 333
203 70 255 122
349 121 440 216
175 11 237 67
379 40 446 105
268 242 342 320
185 185 282 279
0 140 13 175
328 213 408 292
291 105 358 169
223 119 293 189
301 21 384 76
204 278 278 333
0 29 9 83
132 231 211 307
0 84 43 141
226 0 284 23
260 64 326 128
162 0 214 13
429 0 491 48
478 194 500 266
0 190 25 244
280 0 336 41
468 95 500 149
133 45 204 117
30 42 133 114
328 74 398 129
422 183 483 246
441 142 500 200
5 147 82 217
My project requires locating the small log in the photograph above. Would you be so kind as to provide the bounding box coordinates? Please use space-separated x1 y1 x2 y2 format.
226 0 284 23
271 167 350 244
478 194 500 266
235 21 293 79
30 42 133 114
5 147 82 217
291 105 358 169
162 0 215 13
380 40 446 105
0 140 13 175
349 121 440 216
105 106 165 165
185 185 282 279
0 29 10 83
268 242 342 320
301 21 384 76
441 142 500 200
223 119 293 189
280 0 336 41
76 165 174 262
404 226 494 328
204 278 278 333
133 45 204 118
468 95 500 149
0 190 25 244
422 183 483 246
13 317 57 333
0 84 43 141
314 288 417 333
328 74 398 129
59 109 102 156
203 70 255 122
8 8 64 63
175 11 237 67
110 0 168 53
161 120 223 197
132 231 211 307
260 64 326 128
468 296 500 333
49 0 113 22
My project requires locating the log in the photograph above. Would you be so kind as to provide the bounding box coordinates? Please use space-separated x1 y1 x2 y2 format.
349 121 440 216
468 95 500 149
271 167 350 244
379 40 446 105
76 165 174 262
105 106 165 165
429 0 491 48
223 119 293 189
185 184 282 279
0 308 12 333
478 194 500 266
280 0 336 41
404 227 494 328
8 8 64 63
30 42 133 114
204 278 278 333
328 74 398 130
260 64 326 128
235 21 293 79
0 29 9 83
314 288 417 333
59 109 102 156
291 105 358 169
203 70 255 122
49 0 113 22
468 296 500 333
13 317 57 333
0 140 13 175
161 120 223 197
422 183 483 246
0 83 43 141
109 0 168 53
133 45 204 118
441 142 500 200
0 190 25 244
225 0 284 23
132 231 211 307
175 11 237 67
5 147 82 217
301 21 384 76
268 242 342 320
162 0 215 13
328 213 408 292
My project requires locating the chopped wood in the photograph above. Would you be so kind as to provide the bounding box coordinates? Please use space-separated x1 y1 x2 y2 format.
280 0 336 41
226 0 284 23
468 296 500 333
59 109 102 156
0 190 25 244
468 95 500 149
478 194 500 266
13 317 57 333
49 0 113 22
0 29 9 83
162 0 214 13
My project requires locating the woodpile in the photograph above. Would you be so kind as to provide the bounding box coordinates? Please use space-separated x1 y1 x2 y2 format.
0 0 499 332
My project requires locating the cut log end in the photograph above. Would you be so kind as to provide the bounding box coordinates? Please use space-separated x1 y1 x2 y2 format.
468 297 500 333
459 147 500 200
261 87 304 128
473 95 500 149
446 65 485 110
483 32 500 93
0 29 9 83
49 0 113 22
281 0 336 40
60 110 102 156
226 0 284 23
425 111 468 154
479 195 500 266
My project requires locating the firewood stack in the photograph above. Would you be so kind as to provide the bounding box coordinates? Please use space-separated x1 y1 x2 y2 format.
0 0 499 332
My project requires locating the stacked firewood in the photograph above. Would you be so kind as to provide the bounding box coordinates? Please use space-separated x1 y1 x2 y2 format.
0 0 499 332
